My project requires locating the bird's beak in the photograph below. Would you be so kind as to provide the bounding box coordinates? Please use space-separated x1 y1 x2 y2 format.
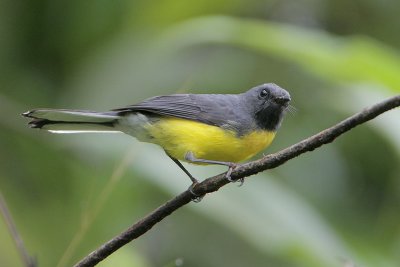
272 96 291 107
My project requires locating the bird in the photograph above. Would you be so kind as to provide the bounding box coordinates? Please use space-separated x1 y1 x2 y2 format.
23 83 291 192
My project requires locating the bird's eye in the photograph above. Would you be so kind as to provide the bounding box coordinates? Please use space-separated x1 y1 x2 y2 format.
259 89 269 98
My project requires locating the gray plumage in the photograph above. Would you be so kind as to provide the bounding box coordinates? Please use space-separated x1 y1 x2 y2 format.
23 83 291 136
22 83 291 185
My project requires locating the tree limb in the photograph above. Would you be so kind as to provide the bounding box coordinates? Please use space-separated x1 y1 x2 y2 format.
74 95 400 267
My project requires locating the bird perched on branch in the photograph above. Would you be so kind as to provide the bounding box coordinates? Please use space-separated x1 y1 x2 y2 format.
23 83 291 194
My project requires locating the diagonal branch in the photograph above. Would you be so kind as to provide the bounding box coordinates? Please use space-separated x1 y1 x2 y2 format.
74 95 400 267
0 191 37 267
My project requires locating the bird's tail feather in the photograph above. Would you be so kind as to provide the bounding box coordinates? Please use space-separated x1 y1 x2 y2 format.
22 109 121 133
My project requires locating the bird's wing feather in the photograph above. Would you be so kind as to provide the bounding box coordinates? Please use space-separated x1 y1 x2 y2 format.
113 94 243 128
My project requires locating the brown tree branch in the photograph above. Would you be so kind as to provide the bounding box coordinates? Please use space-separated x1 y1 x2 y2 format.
74 95 400 267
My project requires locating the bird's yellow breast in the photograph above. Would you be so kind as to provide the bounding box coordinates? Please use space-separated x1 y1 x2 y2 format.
147 117 275 164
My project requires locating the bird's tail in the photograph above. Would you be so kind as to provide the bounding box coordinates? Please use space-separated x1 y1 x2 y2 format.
22 109 121 133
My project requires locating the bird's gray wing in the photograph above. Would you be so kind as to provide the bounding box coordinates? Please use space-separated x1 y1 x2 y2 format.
113 94 245 128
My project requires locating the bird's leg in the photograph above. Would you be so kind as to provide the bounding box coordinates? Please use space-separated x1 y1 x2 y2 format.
165 152 204 202
185 151 243 185
166 153 198 184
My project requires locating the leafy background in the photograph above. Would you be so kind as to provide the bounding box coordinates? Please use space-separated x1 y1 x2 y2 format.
1 1 400 266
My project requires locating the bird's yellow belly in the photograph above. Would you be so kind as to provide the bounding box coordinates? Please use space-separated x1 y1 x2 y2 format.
147 117 276 163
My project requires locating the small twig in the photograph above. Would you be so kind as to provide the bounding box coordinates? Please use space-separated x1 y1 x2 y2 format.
0 191 36 267
57 151 134 267
74 95 400 267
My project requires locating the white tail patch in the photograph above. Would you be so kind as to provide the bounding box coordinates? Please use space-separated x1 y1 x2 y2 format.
41 122 120 134
48 130 120 134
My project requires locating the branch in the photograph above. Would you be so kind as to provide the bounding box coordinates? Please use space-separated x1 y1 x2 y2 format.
0 191 36 267
74 95 400 267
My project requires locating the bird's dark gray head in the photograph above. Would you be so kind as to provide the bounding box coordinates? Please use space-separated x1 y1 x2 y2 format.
243 83 291 131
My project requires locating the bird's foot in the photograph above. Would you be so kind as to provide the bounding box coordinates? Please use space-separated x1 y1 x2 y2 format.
188 182 204 203
225 163 244 186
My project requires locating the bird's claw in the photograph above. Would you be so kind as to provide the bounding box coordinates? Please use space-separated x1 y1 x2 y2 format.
225 164 244 186
236 178 245 187
188 182 204 203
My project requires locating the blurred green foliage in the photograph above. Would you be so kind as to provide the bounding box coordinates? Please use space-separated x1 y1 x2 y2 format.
1 0 400 266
